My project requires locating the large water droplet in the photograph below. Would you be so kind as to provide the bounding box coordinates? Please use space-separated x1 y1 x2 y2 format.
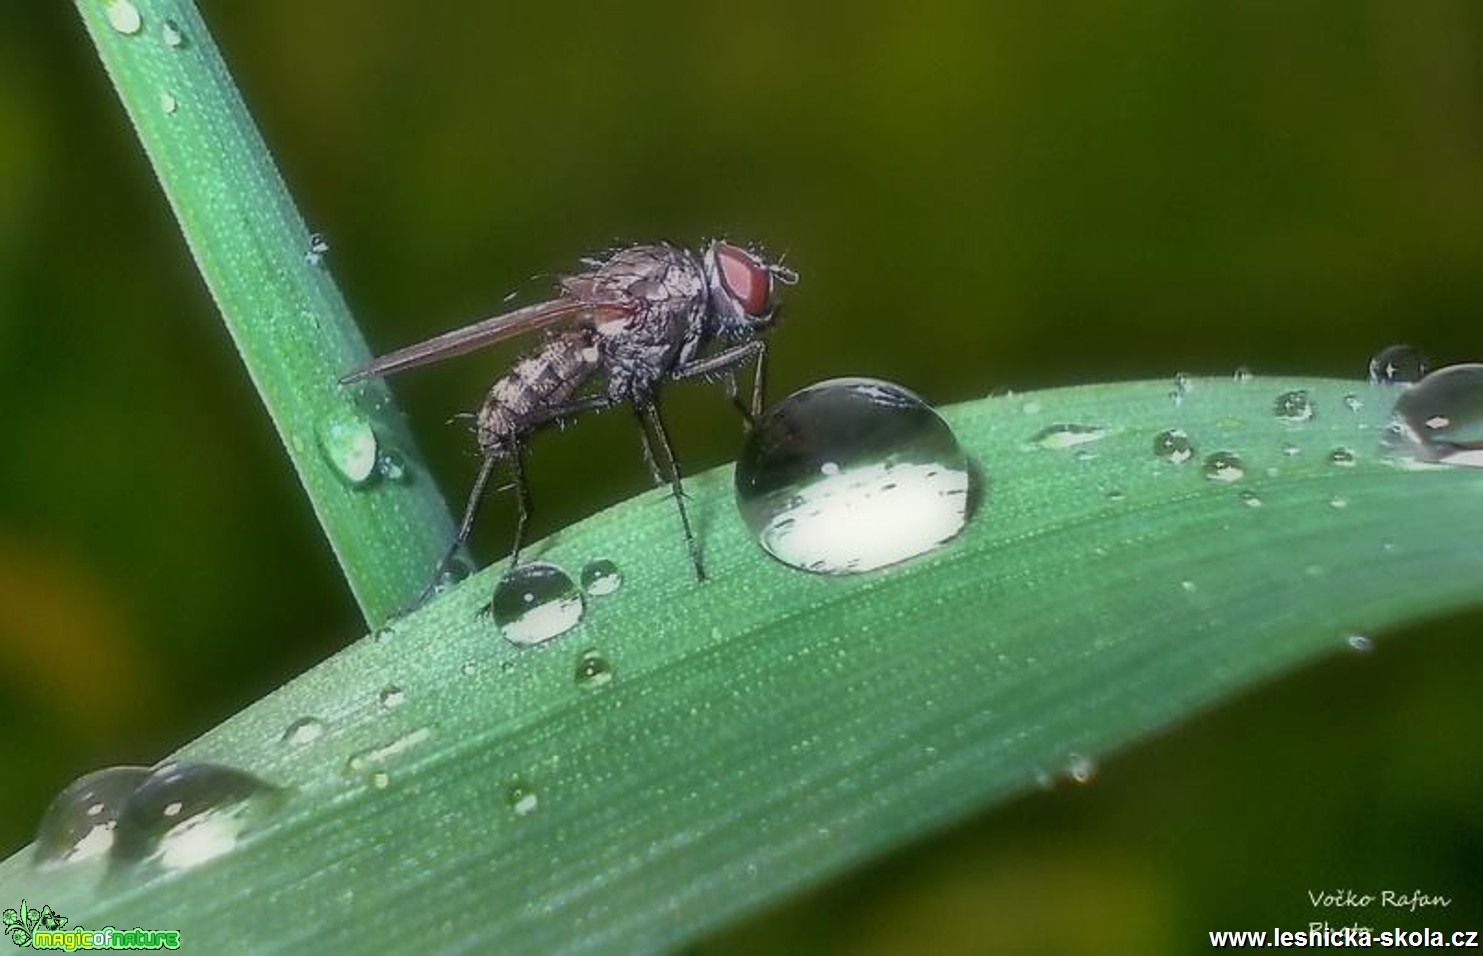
1369 344 1429 385
32 766 151 867
574 649 613 688
317 410 378 486
104 0 143 35
734 378 971 575
1387 364 1483 467
1027 423 1111 450
1273 390 1315 423
489 563 585 646
109 763 284 872
1202 451 1245 483
1153 429 1195 464
580 559 623 597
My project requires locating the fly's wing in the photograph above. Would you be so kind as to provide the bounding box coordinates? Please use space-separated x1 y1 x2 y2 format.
340 297 634 383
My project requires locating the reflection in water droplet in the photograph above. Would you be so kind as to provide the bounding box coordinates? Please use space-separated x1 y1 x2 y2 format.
575 650 613 688
1232 366 1254 384
104 0 143 35
305 232 330 266
1027 423 1111 450
159 92 178 115
1327 447 1357 467
109 763 284 873
1153 429 1195 464
1202 451 1244 483
1273 390 1315 423
317 410 378 486
1387 364 1483 467
161 19 184 47
580 559 623 596
490 563 585 646
1066 753 1096 784
734 378 971 575
1346 634 1374 653
280 717 325 746
507 781 539 816
1368 344 1429 385
378 686 406 710
33 766 151 867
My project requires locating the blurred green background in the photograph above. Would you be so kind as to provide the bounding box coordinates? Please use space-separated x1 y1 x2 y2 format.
1 1 1480 951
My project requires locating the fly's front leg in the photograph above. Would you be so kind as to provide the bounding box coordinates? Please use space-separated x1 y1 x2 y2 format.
671 340 768 427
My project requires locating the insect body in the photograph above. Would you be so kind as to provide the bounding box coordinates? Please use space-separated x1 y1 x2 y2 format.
341 240 798 590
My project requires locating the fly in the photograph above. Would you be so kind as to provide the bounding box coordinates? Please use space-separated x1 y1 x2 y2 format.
341 240 798 593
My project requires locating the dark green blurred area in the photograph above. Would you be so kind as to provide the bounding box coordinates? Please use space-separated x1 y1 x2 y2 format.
1 2 1479 951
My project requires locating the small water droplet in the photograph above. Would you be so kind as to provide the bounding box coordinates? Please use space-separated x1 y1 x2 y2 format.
375 449 407 482
1387 364 1483 467
1066 753 1097 784
109 763 284 872
1343 394 1363 412
33 766 151 867
1273 390 1315 423
1233 366 1255 384
280 716 325 746
305 232 330 266
734 378 972 575
506 781 539 816
1329 494 1349 509
434 557 472 594
344 727 434 776
1346 634 1374 653
1105 489 1126 503
1327 447 1357 467
1173 372 1194 395
580 559 623 596
161 18 184 47
460 660 477 677
1020 400 1042 415
1027 422 1111 450
317 410 378 486
574 650 613 688
370 772 391 789
378 686 406 710
104 0 143 35
1153 428 1195 464
1179 580 1197 593
1368 344 1429 385
489 563 585 646
1281 442 1301 457
159 92 178 115
1238 489 1262 507
1202 451 1245 482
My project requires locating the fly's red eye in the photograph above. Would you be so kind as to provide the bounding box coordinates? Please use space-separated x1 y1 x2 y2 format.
716 243 771 316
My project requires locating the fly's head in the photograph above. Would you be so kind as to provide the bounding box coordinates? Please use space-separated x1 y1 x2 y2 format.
703 241 799 338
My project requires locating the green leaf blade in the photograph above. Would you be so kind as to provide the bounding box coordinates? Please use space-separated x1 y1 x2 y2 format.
4 376 1479 952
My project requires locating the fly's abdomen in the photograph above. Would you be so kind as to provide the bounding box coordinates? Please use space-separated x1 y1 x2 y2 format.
477 330 601 452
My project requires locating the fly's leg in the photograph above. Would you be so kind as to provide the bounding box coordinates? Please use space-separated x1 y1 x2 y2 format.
415 449 504 609
635 401 706 581
671 340 768 426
